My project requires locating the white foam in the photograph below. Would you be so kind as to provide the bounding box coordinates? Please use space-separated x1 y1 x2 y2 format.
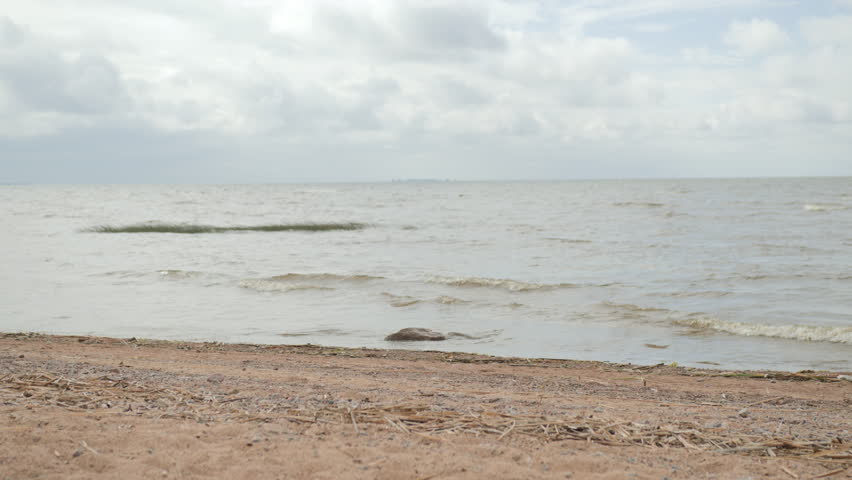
158 269 200 278
675 317 852 344
804 203 848 212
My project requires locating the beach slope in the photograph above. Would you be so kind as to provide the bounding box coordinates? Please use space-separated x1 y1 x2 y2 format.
1 333 849 479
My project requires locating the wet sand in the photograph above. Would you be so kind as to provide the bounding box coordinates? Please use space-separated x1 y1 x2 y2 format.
1 333 850 479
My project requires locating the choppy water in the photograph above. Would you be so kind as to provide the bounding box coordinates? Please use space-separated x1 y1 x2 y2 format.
1 178 850 371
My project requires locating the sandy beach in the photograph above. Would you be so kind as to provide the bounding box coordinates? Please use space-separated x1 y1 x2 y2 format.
1 333 849 479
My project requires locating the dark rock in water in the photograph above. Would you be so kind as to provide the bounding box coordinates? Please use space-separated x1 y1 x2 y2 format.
385 328 447 341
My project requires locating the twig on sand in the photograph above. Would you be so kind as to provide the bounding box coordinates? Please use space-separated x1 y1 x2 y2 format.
811 467 848 479
779 465 798 479
385 416 409 434
80 441 99 455
498 420 516 440
349 408 360 434
746 396 786 407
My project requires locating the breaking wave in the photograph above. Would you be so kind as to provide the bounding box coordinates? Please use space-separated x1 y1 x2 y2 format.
425 276 581 292
675 317 852 344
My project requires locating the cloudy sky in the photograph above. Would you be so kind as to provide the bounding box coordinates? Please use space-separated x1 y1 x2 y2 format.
1 0 851 183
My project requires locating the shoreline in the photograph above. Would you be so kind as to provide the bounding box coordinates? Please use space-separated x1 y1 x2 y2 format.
4 331 850 378
1 332 850 479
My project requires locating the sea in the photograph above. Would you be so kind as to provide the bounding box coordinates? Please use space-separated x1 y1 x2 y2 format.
1 178 850 372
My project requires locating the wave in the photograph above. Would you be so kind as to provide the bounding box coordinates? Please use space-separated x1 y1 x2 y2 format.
602 302 672 314
656 290 732 298
613 202 665 208
803 203 848 212
157 269 201 278
98 269 203 279
425 275 580 292
382 292 469 307
97 270 148 278
279 328 359 337
239 272 383 293
544 238 592 244
446 330 502 340
675 317 852 344
238 279 335 293
268 273 383 283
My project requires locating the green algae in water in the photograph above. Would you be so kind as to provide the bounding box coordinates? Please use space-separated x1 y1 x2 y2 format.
84 223 367 233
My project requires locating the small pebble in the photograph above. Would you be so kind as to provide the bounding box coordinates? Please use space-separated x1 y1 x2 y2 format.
738 408 750 418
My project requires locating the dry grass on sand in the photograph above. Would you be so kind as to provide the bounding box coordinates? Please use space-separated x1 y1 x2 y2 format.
0 333 850 479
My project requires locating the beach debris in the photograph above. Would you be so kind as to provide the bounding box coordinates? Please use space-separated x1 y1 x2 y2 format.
644 344 669 349
738 408 750 418
385 328 447 341
1 372 849 464
811 467 848 479
779 465 798 479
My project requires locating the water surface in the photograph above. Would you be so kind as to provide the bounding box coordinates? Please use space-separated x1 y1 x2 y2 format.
1 178 850 371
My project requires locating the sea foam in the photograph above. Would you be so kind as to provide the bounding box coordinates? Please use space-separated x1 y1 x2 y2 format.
803 203 848 212
675 317 852 344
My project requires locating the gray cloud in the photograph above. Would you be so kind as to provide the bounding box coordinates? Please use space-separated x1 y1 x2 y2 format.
393 5 505 53
305 4 505 62
0 17 127 116
0 2 851 182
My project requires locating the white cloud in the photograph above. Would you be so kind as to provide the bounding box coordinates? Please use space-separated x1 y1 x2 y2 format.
1 2 851 181
723 19 789 55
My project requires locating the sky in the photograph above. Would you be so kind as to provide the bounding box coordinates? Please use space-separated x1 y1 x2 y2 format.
1 0 851 183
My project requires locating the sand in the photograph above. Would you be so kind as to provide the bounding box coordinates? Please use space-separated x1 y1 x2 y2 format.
0 333 850 479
